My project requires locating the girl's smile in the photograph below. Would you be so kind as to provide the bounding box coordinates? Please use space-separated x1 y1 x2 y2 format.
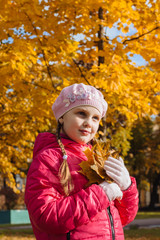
58 105 101 144
79 129 91 136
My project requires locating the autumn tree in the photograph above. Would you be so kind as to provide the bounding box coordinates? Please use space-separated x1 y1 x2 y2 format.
0 0 160 190
127 116 160 208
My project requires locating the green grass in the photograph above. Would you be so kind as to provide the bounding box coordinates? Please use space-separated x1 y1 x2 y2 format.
124 228 160 239
0 228 160 240
0 228 33 235
0 227 160 240
0 224 33 238
135 211 160 219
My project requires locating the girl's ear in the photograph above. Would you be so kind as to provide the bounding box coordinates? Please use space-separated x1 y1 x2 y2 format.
58 117 64 125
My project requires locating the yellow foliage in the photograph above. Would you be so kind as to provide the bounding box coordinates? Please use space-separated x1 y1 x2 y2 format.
0 0 160 191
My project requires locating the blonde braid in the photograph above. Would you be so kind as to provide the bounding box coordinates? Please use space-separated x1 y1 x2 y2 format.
56 122 74 196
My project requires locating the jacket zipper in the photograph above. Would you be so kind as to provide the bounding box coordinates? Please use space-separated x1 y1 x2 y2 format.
67 231 70 240
107 206 115 240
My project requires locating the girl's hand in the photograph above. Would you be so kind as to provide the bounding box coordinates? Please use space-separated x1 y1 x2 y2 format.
104 157 131 191
99 181 123 201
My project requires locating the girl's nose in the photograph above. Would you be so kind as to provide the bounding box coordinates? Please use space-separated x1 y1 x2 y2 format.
83 118 92 127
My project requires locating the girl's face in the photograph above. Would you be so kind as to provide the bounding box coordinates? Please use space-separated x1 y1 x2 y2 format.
59 106 101 144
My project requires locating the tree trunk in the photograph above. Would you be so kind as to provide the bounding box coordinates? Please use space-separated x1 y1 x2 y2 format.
149 172 159 210
98 7 107 141
98 7 104 66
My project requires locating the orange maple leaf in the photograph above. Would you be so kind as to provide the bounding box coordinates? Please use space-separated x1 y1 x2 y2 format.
79 139 119 187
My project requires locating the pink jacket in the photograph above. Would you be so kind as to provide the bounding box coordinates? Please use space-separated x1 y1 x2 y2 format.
25 132 139 240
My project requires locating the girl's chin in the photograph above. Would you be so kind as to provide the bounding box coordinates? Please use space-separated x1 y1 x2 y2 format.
75 136 92 145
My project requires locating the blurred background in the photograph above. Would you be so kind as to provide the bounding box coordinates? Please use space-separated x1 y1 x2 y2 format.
0 0 160 217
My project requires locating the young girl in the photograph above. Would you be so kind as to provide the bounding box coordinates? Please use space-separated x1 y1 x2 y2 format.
25 83 139 240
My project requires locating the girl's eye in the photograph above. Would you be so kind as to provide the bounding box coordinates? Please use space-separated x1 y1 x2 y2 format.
93 116 100 121
77 111 86 116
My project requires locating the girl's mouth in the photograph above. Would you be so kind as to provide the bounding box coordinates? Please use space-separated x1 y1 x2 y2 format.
79 130 91 136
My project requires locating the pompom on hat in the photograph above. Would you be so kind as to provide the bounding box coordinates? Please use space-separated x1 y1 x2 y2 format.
52 83 108 121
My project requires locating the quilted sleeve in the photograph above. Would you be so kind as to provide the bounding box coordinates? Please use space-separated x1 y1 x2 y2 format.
25 152 110 235
114 177 139 226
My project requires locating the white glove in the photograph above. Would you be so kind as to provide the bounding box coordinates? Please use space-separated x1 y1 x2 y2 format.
104 157 131 191
99 181 123 201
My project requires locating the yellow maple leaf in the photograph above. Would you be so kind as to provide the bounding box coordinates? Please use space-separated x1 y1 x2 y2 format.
79 139 120 186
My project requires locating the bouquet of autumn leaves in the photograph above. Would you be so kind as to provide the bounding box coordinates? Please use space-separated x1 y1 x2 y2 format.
79 139 119 187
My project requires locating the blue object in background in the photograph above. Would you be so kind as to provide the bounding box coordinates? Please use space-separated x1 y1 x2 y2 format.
0 210 30 224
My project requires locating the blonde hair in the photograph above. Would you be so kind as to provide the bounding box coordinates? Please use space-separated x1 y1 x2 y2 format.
56 122 74 196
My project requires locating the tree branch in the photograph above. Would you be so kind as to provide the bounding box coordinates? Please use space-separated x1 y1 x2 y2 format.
24 12 56 89
72 58 91 85
23 80 51 91
123 26 160 44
